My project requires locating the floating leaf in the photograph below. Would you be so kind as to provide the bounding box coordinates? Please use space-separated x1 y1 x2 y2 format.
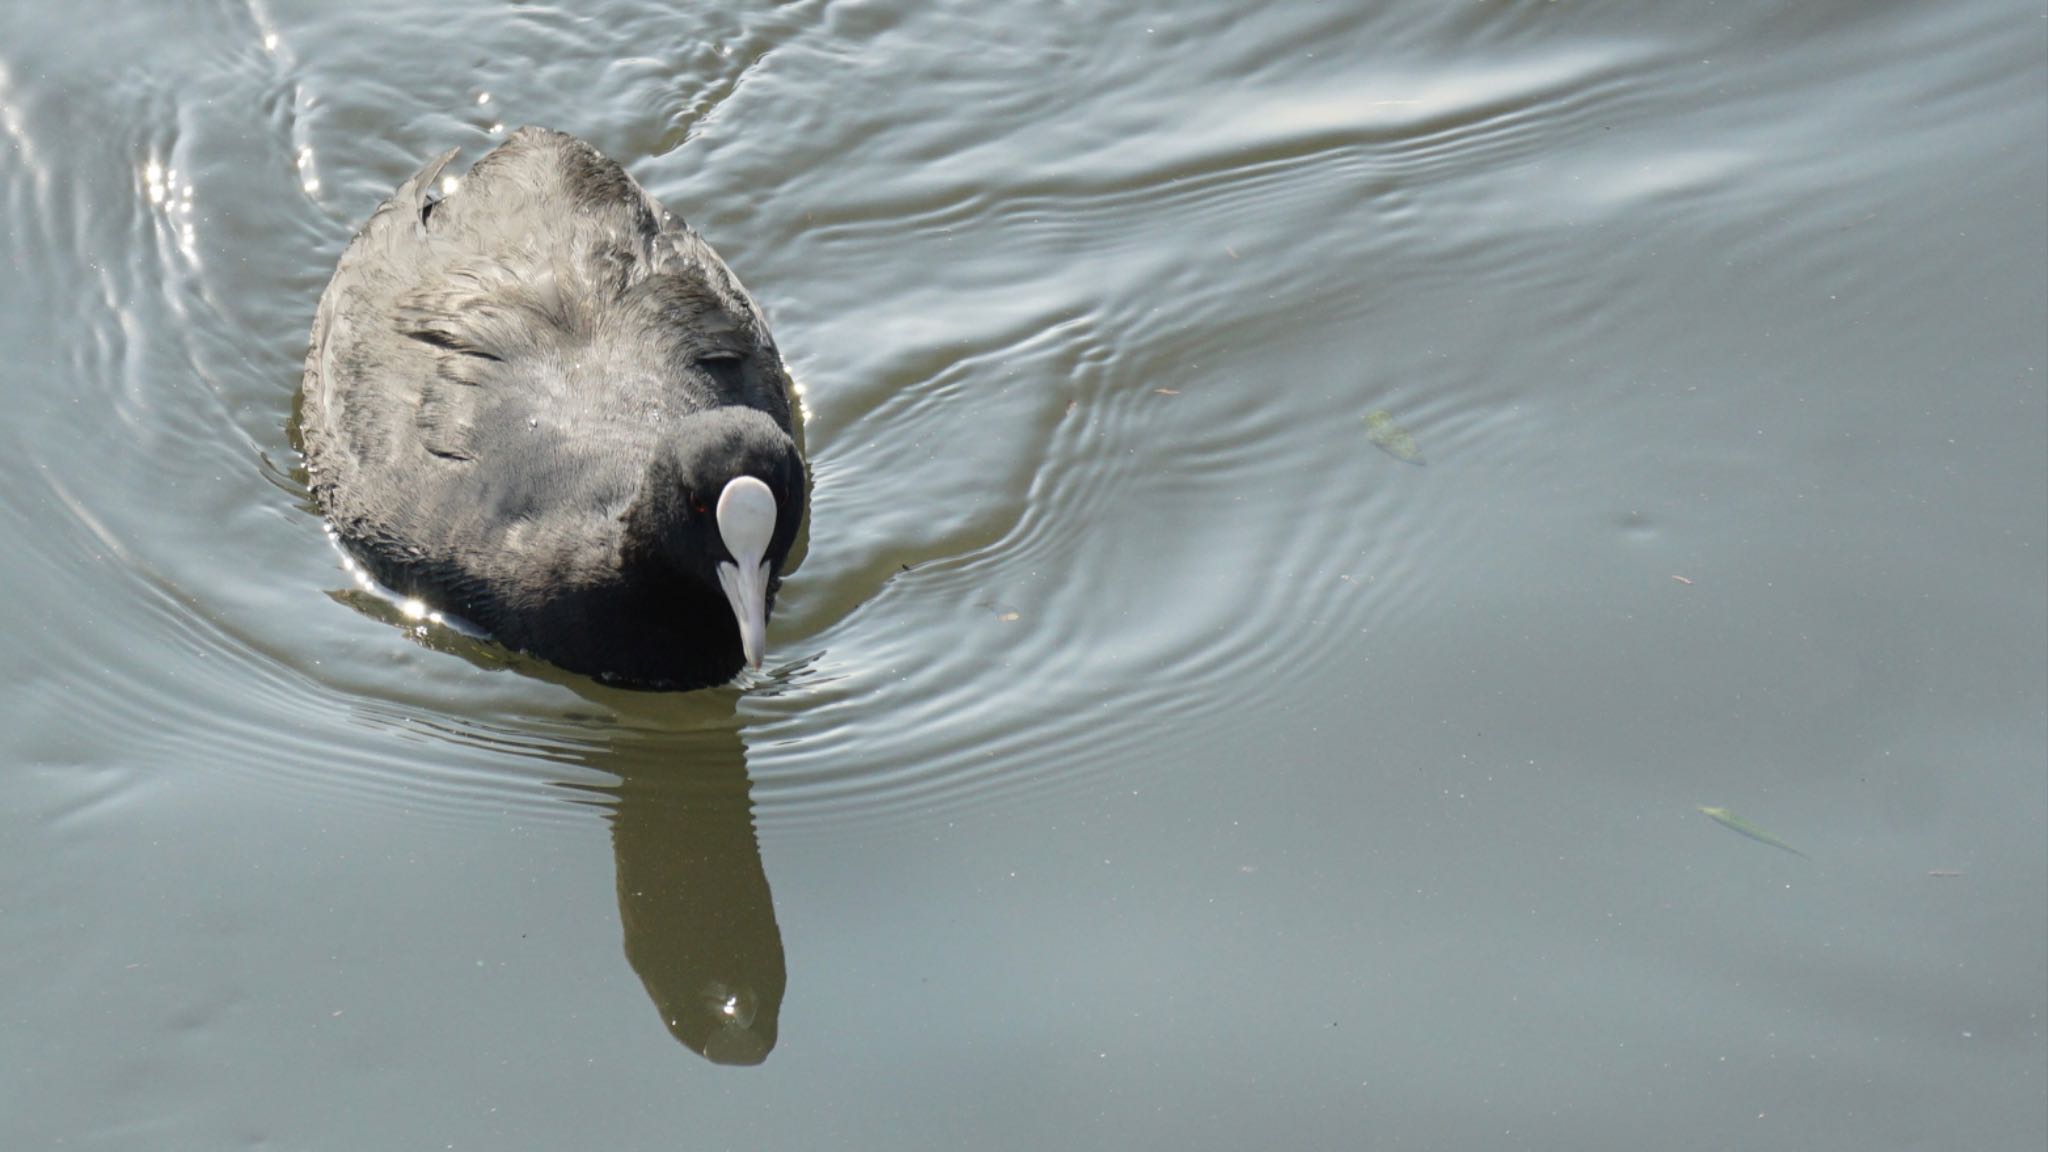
1697 806 1809 860
1364 409 1425 464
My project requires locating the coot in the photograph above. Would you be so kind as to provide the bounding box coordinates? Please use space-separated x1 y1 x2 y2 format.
299 128 807 689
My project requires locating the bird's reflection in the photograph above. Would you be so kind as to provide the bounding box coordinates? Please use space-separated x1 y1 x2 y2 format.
559 690 786 1065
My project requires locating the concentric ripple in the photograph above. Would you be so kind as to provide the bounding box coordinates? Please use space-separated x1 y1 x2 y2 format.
1 0 1801 835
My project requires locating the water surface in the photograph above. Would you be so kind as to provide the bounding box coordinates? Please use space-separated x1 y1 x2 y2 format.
2 1 2043 1148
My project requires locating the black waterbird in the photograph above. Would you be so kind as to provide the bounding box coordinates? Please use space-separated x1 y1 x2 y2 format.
299 128 807 689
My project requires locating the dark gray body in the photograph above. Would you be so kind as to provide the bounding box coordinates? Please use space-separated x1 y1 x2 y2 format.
300 128 806 688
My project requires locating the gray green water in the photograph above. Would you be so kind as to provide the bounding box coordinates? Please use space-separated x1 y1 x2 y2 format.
2 1 2043 1148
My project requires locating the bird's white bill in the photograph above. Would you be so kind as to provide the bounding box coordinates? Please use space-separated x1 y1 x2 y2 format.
716 476 778 669
717 557 769 669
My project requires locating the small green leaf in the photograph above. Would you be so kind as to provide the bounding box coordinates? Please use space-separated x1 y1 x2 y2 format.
1365 409 1425 464
1698 806 1809 860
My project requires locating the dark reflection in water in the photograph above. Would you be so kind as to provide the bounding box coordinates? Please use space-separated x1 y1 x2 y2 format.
562 695 786 1066
325 636 792 1063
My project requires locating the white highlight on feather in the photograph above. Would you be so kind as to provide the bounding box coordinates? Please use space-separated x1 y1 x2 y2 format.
715 476 777 669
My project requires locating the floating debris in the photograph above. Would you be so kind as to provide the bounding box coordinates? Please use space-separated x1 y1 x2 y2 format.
1671 574 1694 585
1364 409 1425 464
1698 806 1810 860
1927 870 1965 878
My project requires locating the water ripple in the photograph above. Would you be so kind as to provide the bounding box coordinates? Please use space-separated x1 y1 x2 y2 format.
1 2 1802 835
